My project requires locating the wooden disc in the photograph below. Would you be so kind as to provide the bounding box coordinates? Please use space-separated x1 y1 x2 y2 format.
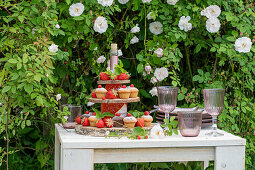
75 124 155 137
97 80 130 84
89 97 140 103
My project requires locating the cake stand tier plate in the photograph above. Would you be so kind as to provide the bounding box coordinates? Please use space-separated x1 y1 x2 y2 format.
97 80 130 84
89 97 140 104
75 124 155 137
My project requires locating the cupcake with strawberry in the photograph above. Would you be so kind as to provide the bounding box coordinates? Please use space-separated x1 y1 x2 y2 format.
112 113 124 127
123 113 137 128
129 84 139 98
95 85 107 99
88 112 98 127
118 85 131 99
141 111 153 127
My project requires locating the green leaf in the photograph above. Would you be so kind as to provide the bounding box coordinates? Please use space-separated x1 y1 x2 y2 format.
178 93 184 100
136 54 143 61
24 84 33 94
2 86 11 93
73 16 84 20
26 120 31 126
102 112 114 118
18 15 25 23
17 62 22 70
34 74 41 82
8 59 18 64
137 63 144 73
21 121 26 129
139 89 151 98
66 0 71 5
163 118 169 124
173 129 178 135
170 116 175 122
31 6 39 13
194 44 201 53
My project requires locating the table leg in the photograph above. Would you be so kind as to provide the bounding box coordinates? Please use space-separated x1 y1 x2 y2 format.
55 127 60 170
215 146 245 170
61 148 94 170
202 161 209 170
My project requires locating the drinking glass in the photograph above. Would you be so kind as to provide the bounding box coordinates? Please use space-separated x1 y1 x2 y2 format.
61 104 82 129
203 89 225 137
157 86 178 128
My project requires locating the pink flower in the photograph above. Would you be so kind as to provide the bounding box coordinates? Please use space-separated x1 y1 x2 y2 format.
154 48 163 57
240 32 243 36
252 39 255 42
145 65 152 75
46 74 49 77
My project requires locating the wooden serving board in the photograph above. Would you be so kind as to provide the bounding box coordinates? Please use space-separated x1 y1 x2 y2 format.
89 97 140 103
97 80 130 84
75 124 155 137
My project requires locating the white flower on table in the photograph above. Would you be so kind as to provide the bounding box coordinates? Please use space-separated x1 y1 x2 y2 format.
48 44 58 53
94 16 108 34
178 16 192 32
235 37 252 53
64 116 69 120
149 87 158 97
98 0 113 7
149 21 163 35
142 0 152 3
55 24 60 29
69 3 84 17
56 94 61 101
117 49 123 56
206 17 221 33
150 77 158 84
150 124 165 139
154 48 163 57
87 102 95 107
201 5 221 19
167 0 179 5
105 131 110 136
118 0 129 4
154 67 169 81
97 55 106 63
130 36 139 44
131 24 140 33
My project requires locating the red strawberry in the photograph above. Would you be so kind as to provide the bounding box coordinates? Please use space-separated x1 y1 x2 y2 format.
106 90 117 99
130 84 134 87
100 72 110 80
122 85 126 88
137 135 141 140
96 119 105 128
102 96 106 100
98 85 102 88
75 116 82 124
92 112 96 116
82 117 90 126
104 118 113 128
145 136 148 139
118 73 128 80
116 113 121 116
92 91 97 98
136 118 144 128
85 111 89 114
127 113 131 117
144 111 150 115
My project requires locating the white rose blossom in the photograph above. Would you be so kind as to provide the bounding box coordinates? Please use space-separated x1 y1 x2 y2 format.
118 0 129 4
235 37 252 53
48 44 58 53
117 49 123 56
87 102 95 107
69 3 84 17
206 17 221 33
150 77 158 84
94 16 108 34
201 5 221 19
130 36 139 44
55 24 60 29
97 55 106 63
131 24 140 33
154 48 163 57
98 0 113 7
149 21 163 35
145 65 152 74
56 94 61 101
178 16 192 32
142 0 152 3
147 12 154 20
154 67 169 81
150 124 165 139
94 47 98 51
167 0 179 5
149 87 158 97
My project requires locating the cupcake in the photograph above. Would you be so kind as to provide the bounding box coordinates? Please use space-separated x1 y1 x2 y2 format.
118 85 131 99
112 113 124 127
129 84 139 98
123 113 137 128
88 112 98 127
95 85 107 99
141 111 153 127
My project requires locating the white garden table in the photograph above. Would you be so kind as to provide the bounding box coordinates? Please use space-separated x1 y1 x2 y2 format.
55 124 246 170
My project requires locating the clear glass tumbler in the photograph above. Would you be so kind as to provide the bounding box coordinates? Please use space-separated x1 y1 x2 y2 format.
178 110 203 137
61 104 82 129
203 89 225 137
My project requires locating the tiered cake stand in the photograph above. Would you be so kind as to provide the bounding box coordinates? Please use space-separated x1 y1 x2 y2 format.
75 80 145 137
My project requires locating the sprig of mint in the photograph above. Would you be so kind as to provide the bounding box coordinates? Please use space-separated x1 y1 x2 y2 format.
129 110 144 118
92 108 114 118
161 116 178 136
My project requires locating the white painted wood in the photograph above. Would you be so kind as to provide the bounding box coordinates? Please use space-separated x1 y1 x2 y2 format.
55 125 246 149
215 146 245 170
203 160 209 170
94 147 214 163
61 148 94 170
54 126 60 170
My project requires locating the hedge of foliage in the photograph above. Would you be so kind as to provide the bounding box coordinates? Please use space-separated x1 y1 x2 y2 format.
0 0 254 169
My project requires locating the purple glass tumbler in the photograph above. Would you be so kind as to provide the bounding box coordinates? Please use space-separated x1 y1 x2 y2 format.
178 110 203 137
